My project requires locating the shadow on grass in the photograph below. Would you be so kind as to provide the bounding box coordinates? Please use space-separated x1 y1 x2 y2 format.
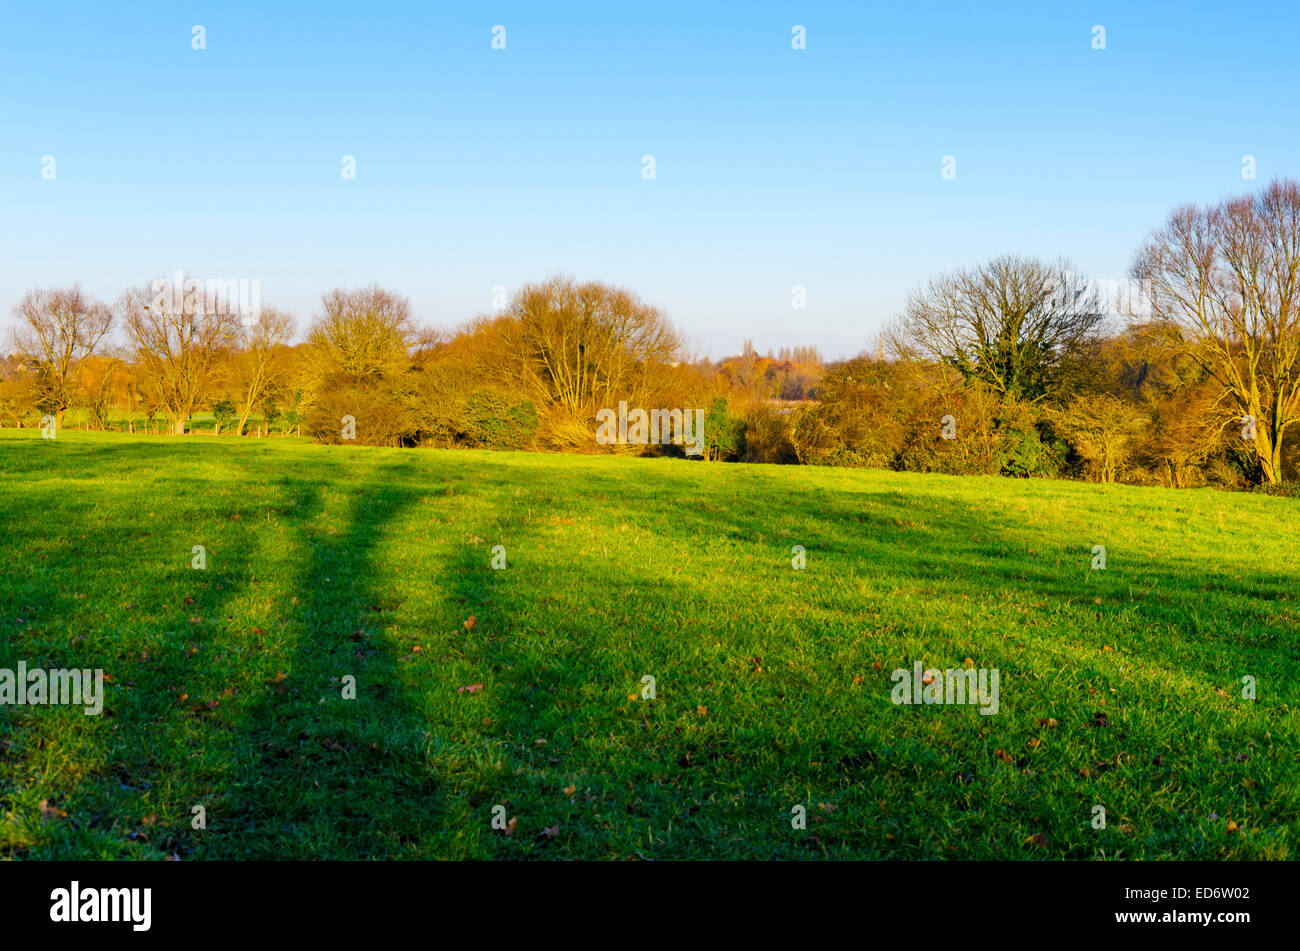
203 456 445 859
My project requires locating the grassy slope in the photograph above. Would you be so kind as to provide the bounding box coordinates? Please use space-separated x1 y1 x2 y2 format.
0 428 1296 859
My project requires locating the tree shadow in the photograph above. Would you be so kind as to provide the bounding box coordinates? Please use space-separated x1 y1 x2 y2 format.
204 455 444 859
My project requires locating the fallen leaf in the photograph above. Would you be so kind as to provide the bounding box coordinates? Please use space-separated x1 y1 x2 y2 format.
457 683 484 694
562 785 576 797
39 799 68 820
696 704 708 716
463 615 477 630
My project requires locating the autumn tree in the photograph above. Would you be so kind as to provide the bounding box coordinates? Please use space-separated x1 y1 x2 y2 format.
307 286 413 381
1050 395 1146 483
488 276 682 415
231 307 295 435
9 285 113 426
122 278 239 434
1132 178 1300 484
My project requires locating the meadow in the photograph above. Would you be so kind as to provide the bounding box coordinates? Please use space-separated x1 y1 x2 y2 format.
0 428 1295 859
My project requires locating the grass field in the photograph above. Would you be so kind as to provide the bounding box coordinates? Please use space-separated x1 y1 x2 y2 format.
1 428 1296 860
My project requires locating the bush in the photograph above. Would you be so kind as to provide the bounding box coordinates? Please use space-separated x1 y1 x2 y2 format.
742 403 798 464
462 390 538 450
1251 480 1300 498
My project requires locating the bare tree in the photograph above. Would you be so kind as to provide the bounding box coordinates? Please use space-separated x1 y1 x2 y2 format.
10 285 113 426
121 278 239 435
896 255 1107 402
1133 178 1300 484
488 276 682 414
231 307 295 435
307 285 413 381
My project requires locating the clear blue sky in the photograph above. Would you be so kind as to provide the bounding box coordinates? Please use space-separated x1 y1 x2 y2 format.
2 1 1297 359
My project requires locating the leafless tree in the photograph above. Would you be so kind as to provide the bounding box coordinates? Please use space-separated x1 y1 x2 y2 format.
896 255 1107 402
489 276 682 413
1133 178 1300 484
307 285 413 381
10 285 113 425
232 307 295 435
121 277 239 434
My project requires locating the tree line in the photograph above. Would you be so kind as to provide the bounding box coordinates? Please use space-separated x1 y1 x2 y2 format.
4 179 1298 491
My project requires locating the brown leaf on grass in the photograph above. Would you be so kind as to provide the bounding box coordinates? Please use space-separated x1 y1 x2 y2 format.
871 660 882 670
504 816 517 837
463 615 477 630
995 749 1014 764
142 812 157 826
1038 717 1059 729
750 657 762 674
1026 737 1042 750
696 704 708 716
184 596 195 605
1092 712 1110 727
538 824 560 840
39 799 68 820
1079 767 1093 777
1024 832 1047 848
1226 820 1239 833
1215 688 1229 699
251 626 264 636
457 683 484 694
562 785 576 797
852 675 863 685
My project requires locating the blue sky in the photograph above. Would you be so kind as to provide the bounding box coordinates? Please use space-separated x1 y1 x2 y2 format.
2 1 1297 359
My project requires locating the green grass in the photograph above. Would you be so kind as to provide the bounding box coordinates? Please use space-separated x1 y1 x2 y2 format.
1 428 1296 859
